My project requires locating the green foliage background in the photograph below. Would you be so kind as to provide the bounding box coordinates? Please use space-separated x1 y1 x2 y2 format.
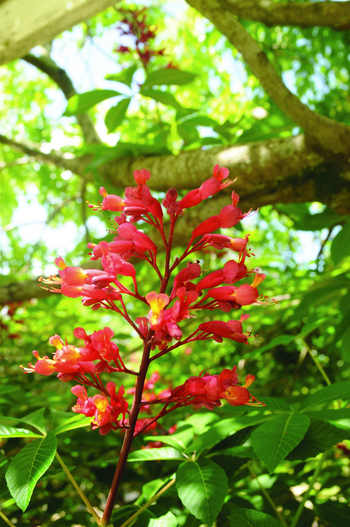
1 1 350 526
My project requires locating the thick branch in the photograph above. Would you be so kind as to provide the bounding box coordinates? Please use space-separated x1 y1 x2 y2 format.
102 134 350 214
2 131 350 213
0 133 89 175
186 0 350 156
23 53 101 145
220 0 350 31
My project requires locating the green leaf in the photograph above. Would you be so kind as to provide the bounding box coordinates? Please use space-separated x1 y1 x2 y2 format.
5 432 57 511
251 413 310 473
53 414 92 435
186 415 272 453
316 501 350 527
180 115 218 127
293 207 347 231
211 446 257 459
64 89 121 115
244 335 296 359
128 447 183 462
0 425 42 438
140 88 182 109
305 408 350 422
331 221 350 265
290 277 350 322
145 426 193 451
105 98 131 133
20 408 46 435
230 506 283 526
149 511 178 527
176 459 227 525
287 419 350 461
177 122 200 145
300 381 350 410
105 64 137 87
259 397 292 412
143 69 196 87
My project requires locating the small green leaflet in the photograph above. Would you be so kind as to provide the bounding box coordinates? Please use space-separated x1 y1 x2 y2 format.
230 506 283 526
186 415 272 453
176 459 227 526
105 98 131 133
140 88 182 110
331 220 350 265
128 447 183 462
251 413 310 473
143 68 196 88
0 425 42 438
210 445 257 459
20 407 46 434
144 426 193 451
5 432 57 511
300 381 350 410
148 512 178 526
64 89 122 115
53 414 92 435
105 64 137 87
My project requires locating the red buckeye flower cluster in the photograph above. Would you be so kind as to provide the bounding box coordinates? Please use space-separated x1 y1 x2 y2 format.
24 165 267 436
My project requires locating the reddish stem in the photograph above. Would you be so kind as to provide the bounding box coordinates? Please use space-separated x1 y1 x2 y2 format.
101 329 154 526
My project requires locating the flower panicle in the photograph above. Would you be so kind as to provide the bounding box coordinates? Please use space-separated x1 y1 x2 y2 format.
28 164 268 434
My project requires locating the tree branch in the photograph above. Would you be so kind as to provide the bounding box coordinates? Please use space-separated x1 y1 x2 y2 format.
0 133 88 174
186 0 350 156
22 53 101 145
220 0 350 31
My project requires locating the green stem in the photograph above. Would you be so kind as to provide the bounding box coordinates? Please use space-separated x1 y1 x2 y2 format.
0 510 16 527
247 463 288 527
302 340 331 386
290 451 328 527
55 451 101 525
120 479 176 527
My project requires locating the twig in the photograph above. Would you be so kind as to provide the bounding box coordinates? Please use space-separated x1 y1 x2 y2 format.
0 510 16 527
55 451 101 524
290 451 328 527
120 479 176 527
247 463 288 527
302 340 331 386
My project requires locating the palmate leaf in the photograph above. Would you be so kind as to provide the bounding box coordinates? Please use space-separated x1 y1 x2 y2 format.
251 413 310 473
230 506 283 526
176 458 228 526
5 432 57 511
300 381 350 410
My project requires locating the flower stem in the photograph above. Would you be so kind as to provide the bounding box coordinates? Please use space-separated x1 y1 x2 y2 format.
120 478 176 527
0 510 16 527
55 451 101 524
101 331 154 527
290 451 328 527
247 463 288 527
